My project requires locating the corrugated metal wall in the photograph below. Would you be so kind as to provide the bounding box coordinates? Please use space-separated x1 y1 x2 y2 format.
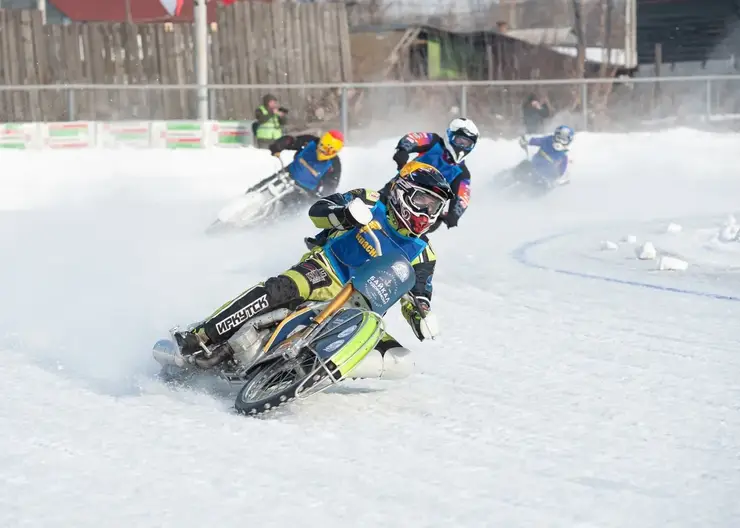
637 0 740 64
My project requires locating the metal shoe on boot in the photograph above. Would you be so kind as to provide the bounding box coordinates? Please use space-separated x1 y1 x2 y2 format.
173 329 209 357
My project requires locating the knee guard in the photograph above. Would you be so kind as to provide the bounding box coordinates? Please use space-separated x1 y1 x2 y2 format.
349 335 414 381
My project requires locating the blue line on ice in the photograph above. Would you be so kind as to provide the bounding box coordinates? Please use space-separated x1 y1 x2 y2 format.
512 232 740 302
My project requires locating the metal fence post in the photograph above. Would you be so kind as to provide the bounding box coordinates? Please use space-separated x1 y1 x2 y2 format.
67 88 76 121
580 82 588 130
705 79 712 121
340 86 348 139
460 85 468 117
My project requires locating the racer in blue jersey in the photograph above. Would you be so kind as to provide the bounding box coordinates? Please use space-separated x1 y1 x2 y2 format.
256 130 344 204
517 125 574 189
303 118 479 250
174 162 453 380
386 118 479 231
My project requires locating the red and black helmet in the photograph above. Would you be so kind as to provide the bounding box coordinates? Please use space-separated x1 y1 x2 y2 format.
387 161 453 236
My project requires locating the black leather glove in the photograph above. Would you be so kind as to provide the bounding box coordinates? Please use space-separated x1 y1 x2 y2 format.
392 149 410 170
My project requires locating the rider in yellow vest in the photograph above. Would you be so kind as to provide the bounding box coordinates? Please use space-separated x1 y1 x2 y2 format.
253 94 286 149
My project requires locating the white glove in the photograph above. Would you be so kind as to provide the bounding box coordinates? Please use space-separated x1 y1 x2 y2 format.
403 295 439 341
418 312 439 340
345 197 373 227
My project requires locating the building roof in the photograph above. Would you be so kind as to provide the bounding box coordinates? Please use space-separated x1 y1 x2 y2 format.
506 27 578 47
48 0 220 23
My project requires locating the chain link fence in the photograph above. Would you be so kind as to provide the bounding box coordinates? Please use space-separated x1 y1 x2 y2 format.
2 77 740 139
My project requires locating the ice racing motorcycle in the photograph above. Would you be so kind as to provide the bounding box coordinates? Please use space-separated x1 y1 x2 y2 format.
491 150 570 200
152 225 419 416
207 157 311 232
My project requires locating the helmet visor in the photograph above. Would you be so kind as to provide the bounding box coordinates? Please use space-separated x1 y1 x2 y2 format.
408 187 446 217
451 134 475 149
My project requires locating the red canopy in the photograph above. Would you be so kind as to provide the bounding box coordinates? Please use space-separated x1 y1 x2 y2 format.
49 0 235 23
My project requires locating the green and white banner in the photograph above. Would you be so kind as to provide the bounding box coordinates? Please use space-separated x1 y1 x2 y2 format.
157 121 206 149
0 120 256 149
212 121 253 147
0 123 38 149
99 122 151 149
43 122 94 149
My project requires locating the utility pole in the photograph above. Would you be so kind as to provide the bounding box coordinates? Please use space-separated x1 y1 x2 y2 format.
194 0 209 121
38 0 47 24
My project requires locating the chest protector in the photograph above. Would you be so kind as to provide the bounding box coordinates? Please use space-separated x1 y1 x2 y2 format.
323 202 427 282
532 138 567 175
415 142 463 185
289 141 334 191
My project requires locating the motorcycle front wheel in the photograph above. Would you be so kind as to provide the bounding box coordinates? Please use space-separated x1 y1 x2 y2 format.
234 350 326 415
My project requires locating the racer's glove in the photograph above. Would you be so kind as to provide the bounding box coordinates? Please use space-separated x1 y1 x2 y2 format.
343 197 373 228
444 200 466 229
518 135 528 149
392 149 410 170
401 295 439 342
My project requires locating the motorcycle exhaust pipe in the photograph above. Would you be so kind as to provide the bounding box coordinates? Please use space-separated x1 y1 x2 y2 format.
194 349 230 369
154 309 292 370
152 339 186 368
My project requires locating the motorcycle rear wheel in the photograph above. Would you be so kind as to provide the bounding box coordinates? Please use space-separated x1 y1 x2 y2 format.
234 350 327 415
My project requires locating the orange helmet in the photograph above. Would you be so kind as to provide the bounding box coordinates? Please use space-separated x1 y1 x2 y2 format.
317 129 344 161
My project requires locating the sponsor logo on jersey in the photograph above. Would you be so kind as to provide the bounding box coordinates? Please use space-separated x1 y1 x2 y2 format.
458 180 470 208
391 261 410 281
305 267 328 285
356 221 382 257
368 275 390 305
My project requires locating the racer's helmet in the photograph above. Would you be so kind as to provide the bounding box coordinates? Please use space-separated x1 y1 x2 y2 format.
552 125 575 151
443 118 479 164
387 161 454 237
317 129 344 161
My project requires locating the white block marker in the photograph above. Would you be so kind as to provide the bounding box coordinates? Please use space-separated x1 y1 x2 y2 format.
719 224 740 242
636 242 657 260
666 223 683 234
658 256 689 271
600 240 619 251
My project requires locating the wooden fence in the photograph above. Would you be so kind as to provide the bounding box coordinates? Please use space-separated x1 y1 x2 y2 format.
0 2 352 122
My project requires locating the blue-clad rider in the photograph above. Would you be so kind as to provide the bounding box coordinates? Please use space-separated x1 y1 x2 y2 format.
304 118 479 250
518 125 574 188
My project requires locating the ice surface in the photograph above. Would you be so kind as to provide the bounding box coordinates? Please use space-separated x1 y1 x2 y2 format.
1 129 740 527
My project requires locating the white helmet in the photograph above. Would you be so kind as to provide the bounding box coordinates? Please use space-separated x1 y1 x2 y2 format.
443 118 479 164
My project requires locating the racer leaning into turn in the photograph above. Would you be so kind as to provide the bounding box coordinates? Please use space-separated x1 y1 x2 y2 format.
385 117 480 232
304 118 480 250
518 124 575 188
248 129 345 206
175 161 452 381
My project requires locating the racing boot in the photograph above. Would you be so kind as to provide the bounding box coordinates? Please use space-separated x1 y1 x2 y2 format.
349 334 413 381
173 327 210 357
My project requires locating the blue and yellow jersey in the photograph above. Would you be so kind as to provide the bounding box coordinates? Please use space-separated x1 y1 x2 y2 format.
308 188 437 300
